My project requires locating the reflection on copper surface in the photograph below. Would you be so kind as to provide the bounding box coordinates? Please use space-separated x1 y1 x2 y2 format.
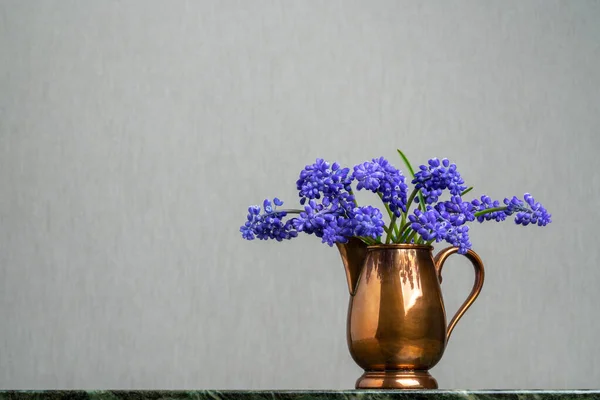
400 250 422 311
337 242 485 389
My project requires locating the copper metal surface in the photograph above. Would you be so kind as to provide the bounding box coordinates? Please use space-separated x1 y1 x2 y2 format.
336 242 485 389
355 370 439 389
434 246 485 341
336 237 369 296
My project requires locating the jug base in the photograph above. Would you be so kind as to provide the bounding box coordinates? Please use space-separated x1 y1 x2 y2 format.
355 370 438 389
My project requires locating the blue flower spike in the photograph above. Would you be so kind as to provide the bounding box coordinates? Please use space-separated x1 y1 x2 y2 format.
241 153 550 251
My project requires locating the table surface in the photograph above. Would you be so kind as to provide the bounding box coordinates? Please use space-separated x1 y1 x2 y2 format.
1 391 600 400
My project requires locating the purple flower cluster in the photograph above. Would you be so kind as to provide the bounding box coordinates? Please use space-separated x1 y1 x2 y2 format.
241 154 551 251
240 198 298 241
241 197 385 247
436 195 476 226
352 157 408 217
471 195 507 222
296 159 353 206
290 199 327 234
412 158 467 204
319 209 384 247
409 208 451 243
408 192 551 253
293 200 385 246
409 197 474 254
321 218 353 247
471 193 552 226
510 193 552 226
352 206 386 238
445 225 472 255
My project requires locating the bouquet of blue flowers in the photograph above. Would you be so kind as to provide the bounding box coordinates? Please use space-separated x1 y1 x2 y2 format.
240 150 551 254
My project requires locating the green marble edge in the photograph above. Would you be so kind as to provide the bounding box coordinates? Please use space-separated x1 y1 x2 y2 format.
0 391 600 400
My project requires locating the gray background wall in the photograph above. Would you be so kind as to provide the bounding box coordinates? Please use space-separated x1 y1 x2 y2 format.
1 0 599 390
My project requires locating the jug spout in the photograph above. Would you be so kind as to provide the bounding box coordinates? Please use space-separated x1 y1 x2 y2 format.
336 238 368 296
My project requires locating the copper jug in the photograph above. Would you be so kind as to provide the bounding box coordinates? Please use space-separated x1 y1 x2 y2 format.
336 239 485 389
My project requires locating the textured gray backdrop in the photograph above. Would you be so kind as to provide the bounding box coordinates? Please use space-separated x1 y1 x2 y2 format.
1 0 599 390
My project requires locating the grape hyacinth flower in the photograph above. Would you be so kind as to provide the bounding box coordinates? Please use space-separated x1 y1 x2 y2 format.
472 193 551 227
471 195 507 222
435 195 476 226
296 158 354 207
506 193 552 226
240 198 298 241
351 206 386 239
240 151 551 249
292 200 385 246
321 217 354 246
413 158 467 204
408 208 451 243
291 199 337 237
445 225 472 255
352 157 408 217
408 207 472 253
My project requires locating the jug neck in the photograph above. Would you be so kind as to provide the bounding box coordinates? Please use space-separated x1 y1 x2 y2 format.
367 243 434 251
337 241 435 295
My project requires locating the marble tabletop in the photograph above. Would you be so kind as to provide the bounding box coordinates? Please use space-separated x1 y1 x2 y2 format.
0 391 599 400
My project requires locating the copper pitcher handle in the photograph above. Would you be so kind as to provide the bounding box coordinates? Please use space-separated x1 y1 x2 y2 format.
434 247 485 342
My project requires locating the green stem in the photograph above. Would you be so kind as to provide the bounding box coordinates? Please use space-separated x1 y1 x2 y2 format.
402 226 416 242
386 215 397 244
405 188 419 214
277 209 304 214
377 193 394 219
474 206 507 218
397 221 412 241
359 237 377 245
416 192 427 212
406 230 418 243
377 193 396 243
461 186 474 196
398 216 406 243
397 148 428 217
399 188 418 238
